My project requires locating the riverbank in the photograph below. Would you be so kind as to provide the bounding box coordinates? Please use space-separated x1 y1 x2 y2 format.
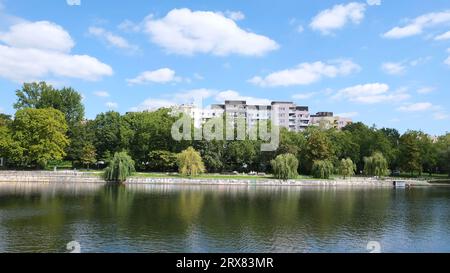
0 171 432 187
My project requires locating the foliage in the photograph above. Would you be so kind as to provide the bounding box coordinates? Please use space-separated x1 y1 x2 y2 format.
10 108 69 168
147 150 178 172
302 128 333 173
399 131 422 175
103 152 135 182
177 147 206 176
271 153 299 180
80 144 97 169
311 160 334 179
363 152 389 177
339 158 356 179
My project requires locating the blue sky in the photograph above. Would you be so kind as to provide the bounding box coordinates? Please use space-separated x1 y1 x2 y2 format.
0 0 449 135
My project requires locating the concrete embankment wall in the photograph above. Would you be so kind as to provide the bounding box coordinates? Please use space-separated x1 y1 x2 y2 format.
126 177 400 187
0 171 105 183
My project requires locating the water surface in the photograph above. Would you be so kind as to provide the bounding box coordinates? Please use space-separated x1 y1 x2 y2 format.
0 182 449 253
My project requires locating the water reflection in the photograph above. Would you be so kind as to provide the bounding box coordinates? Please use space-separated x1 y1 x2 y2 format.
0 182 449 252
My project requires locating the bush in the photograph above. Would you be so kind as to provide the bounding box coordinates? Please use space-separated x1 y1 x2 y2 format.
364 152 389 177
271 153 299 180
311 160 334 179
103 152 135 182
339 158 356 179
177 147 206 176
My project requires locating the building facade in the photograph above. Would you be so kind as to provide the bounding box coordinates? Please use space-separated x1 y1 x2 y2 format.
176 100 352 132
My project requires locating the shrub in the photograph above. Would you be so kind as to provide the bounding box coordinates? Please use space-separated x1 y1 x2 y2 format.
271 153 299 180
339 158 356 179
177 147 206 176
364 152 389 177
103 152 135 182
311 160 334 179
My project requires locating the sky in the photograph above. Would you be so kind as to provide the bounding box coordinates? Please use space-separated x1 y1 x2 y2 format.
0 0 449 135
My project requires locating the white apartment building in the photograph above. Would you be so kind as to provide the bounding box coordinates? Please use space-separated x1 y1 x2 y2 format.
176 100 352 132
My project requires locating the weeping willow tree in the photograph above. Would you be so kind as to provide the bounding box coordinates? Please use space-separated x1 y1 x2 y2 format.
339 158 356 179
363 152 389 177
103 152 135 182
177 147 206 176
311 160 334 179
271 153 299 180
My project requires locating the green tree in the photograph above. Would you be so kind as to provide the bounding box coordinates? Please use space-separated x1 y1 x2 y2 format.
177 147 206 176
80 144 97 170
363 152 389 177
271 153 299 180
436 133 450 177
302 128 333 173
92 111 131 160
103 152 135 182
148 150 178 172
339 158 356 179
14 82 85 126
11 108 69 168
311 160 334 179
399 131 422 175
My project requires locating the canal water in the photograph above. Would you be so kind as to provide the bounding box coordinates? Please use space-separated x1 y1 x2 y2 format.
0 183 449 253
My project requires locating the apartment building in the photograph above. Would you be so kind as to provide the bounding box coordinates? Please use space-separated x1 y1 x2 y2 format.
310 112 352 129
176 100 351 132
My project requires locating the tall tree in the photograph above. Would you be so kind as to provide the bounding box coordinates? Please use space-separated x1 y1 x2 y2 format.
302 128 333 173
11 108 69 168
399 131 422 175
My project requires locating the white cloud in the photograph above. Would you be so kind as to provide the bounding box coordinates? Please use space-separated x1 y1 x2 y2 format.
292 92 317 100
106 101 118 109
127 68 180 85
94 91 110 97
333 83 410 104
383 10 450 39
66 0 81 6
0 21 74 52
249 59 360 87
381 62 406 75
0 45 113 83
88 26 138 52
215 90 271 105
310 2 366 35
174 88 216 106
434 31 450 40
366 0 381 6
336 112 359 118
417 87 435 94
0 21 112 83
131 98 177 112
144 8 279 56
224 10 245 21
397 102 434 112
296 25 304 33
0 106 4 113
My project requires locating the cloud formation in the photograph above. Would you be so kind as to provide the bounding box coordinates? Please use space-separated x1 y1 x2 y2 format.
88 26 138 52
383 10 450 39
249 59 360 87
144 8 279 56
310 2 366 35
127 68 180 85
333 83 410 104
0 21 112 83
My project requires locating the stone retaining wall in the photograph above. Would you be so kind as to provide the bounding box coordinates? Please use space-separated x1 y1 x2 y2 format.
0 171 105 183
0 171 430 187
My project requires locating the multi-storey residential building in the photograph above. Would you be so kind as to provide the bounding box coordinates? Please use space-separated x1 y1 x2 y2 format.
176 100 351 132
310 112 352 129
